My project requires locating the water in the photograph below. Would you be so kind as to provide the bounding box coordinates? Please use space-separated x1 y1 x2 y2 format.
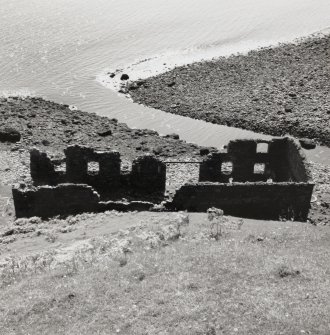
1 0 330 163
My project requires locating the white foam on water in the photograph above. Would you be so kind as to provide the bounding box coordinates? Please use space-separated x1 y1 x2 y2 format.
97 29 330 93
0 89 36 99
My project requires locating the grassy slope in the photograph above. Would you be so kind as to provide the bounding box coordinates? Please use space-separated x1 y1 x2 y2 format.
1 216 329 335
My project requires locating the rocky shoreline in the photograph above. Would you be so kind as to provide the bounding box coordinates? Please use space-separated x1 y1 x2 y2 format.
128 34 330 147
0 96 205 160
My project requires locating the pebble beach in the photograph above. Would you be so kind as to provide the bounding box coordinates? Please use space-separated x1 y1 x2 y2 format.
128 34 330 147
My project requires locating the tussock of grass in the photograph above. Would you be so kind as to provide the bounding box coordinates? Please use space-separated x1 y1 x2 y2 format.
1 217 330 334
277 265 301 278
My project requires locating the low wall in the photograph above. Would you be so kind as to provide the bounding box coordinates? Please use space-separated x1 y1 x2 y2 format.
13 184 100 218
166 182 314 221
12 184 154 218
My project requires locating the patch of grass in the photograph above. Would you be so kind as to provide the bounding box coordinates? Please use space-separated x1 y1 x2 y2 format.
0 218 330 334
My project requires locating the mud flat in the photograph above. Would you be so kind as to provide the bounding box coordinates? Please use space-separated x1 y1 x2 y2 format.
128 34 330 147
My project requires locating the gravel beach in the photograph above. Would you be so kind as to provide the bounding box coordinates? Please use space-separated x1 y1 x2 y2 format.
128 34 330 147
0 97 205 160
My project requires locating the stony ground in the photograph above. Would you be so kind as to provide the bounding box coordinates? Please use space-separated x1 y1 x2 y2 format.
0 96 207 160
306 162 330 226
128 34 330 147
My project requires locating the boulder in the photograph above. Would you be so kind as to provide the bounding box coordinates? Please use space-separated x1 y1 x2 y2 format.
0 127 21 143
299 138 316 150
120 73 129 80
143 129 159 136
165 133 180 140
200 148 210 156
97 129 112 137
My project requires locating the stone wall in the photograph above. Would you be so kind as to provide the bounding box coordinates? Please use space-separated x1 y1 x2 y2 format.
12 184 100 218
130 155 166 193
30 148 60 185
30 145 166 196
12 184 154 218
199 137 312 183
14 145 166 218
199 152 229 183
14 139 314 220
268 137 312 182
286 139 311 182
64 146 121 190
228 139 258 181
166 182 314 221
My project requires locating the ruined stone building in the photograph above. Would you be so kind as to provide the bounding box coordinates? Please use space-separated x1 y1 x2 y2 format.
13 145 166 218
168 137 314 221
13 137 314 221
